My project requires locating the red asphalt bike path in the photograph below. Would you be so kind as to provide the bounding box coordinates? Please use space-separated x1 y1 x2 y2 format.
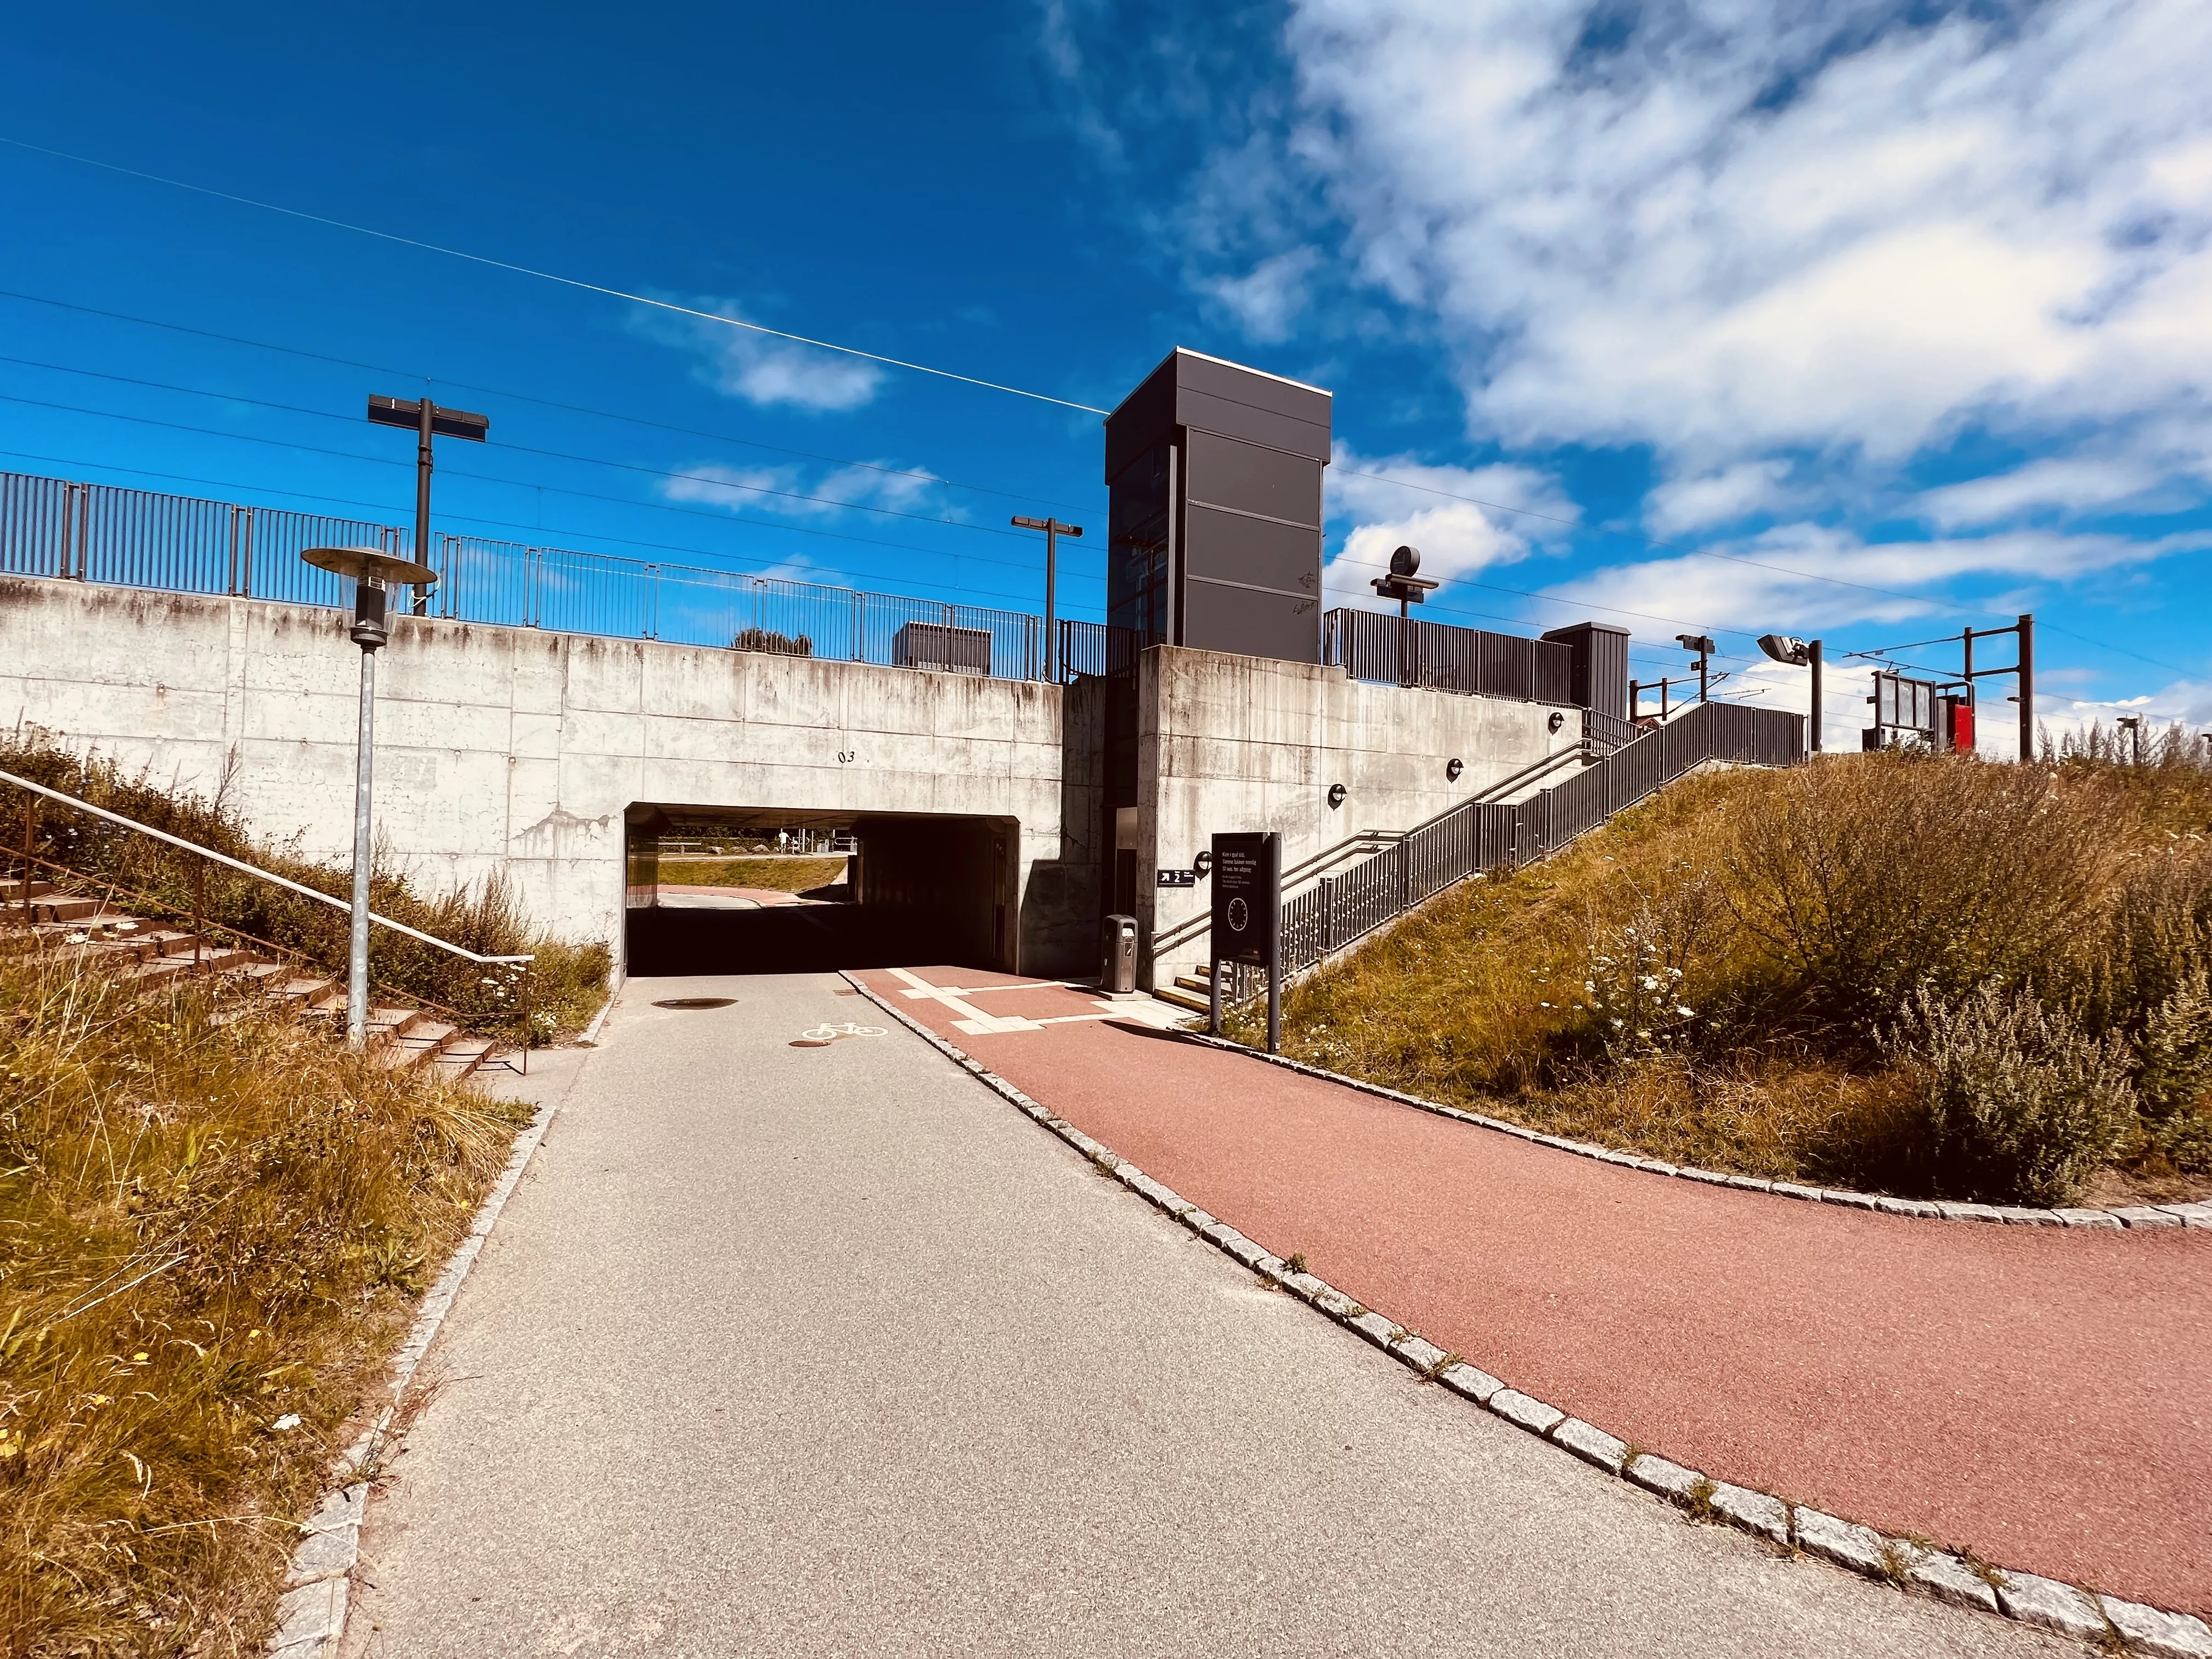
854 966 2212 1617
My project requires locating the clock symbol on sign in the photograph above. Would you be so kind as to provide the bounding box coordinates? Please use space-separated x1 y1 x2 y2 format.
1226 897 1249 932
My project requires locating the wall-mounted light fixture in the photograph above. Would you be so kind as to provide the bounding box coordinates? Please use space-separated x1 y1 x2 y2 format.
1193 850 1213 879
1446 758 1464 782
1547 710 1566 734
1327 783 1347 809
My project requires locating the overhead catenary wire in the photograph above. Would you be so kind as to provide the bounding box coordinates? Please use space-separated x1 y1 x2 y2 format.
0 356 1059 541
0 137 1113 415
0 287 1094 514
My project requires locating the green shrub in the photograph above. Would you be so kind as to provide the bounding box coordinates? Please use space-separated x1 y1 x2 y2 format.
1892 983 2138 1205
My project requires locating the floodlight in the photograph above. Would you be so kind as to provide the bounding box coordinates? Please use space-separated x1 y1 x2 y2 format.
1757 633 1812 665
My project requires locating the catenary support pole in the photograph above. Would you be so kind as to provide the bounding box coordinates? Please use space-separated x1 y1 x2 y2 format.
1809 641 1823 753
2017 612 2034 763
348 636 376 1047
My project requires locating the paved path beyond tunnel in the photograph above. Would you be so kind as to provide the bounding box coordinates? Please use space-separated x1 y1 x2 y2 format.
347 973 2074 1657
852 967 2212 1622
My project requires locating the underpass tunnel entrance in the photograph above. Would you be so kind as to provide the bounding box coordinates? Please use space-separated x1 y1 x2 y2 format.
623 804 1018 978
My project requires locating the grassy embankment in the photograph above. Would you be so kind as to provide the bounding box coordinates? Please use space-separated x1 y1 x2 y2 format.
653 855 847 893
0 947 526 1655
1228 747 2212 1207
1 735 607 1044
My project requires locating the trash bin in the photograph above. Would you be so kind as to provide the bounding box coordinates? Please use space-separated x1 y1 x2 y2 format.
1101 913 1139 995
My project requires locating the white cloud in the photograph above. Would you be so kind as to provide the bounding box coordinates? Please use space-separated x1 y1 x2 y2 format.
1192 0 2212 493
1645 460 1797 535
662 460 941 520
629 297 882 413
1915 456 2171 528
2038 682 2212 751
1200 248 1320 341
1324 448 1575 597
1541 525 2208 636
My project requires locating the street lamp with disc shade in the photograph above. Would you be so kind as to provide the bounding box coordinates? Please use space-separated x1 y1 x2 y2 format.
302 546 437 1046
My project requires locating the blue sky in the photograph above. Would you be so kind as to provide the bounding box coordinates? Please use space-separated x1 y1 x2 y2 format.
3 0 2207 747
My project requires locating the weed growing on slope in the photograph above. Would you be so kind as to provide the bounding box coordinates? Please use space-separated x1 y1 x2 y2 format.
1 731 607 1042
1229 750 2212 1205
0 947 527 1656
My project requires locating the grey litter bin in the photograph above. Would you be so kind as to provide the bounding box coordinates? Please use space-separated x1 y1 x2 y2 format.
1101 913 1139 996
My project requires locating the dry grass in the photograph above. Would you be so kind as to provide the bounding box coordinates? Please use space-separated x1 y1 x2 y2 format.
653 856 847 893
1230 751 2212 1202
1 732 608 1044
0 946 527 1655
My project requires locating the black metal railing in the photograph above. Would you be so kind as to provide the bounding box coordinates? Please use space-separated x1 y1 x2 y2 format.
1323 607 1576 704
1058 618 1141 679
1246 699 1802 980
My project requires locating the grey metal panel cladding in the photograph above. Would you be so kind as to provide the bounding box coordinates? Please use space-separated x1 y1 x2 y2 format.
1182 579 1321 662
1172 354 1330 459
1183 430 1322 525
1182 504 1320 596
1104 366 1178 482
1176 387 1329 462
1104 350 1332 478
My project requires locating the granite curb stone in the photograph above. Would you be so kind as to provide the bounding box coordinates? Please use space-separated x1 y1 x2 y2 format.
1178 1030 2198 1233
849 975 2208 1658
1791 1508 1891 1577
2099 1596 2212 1659
266 1091 563 1654
1996 1571 2113 1640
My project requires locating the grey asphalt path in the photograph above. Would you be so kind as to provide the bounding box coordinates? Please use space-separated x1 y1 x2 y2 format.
344 973 2069 1658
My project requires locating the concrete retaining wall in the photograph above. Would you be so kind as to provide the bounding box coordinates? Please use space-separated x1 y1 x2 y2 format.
1138 646 1572 988
0 577 1094 973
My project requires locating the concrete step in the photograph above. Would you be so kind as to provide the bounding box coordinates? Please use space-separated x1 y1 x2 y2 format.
1154 984 1212 1015
0 878 56 902
430 1037 499 1081
33 896 105 923
365 1005 429 1043
380 1018 460 1070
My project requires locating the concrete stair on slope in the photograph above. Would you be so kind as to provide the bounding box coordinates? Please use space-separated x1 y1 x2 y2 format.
3 884 513 1079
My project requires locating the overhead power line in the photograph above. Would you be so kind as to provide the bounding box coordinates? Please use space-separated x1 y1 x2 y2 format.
0 354 1054 541
0 291 1094 513
0 137 1111 414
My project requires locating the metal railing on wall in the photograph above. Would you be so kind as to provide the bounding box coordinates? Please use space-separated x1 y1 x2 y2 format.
0 469 1046 681
1187 698 1804 994
1323 607 1576 704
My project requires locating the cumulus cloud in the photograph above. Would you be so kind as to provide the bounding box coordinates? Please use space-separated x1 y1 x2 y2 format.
1540 525 2210 636
1323 448 1575 600
1645 461 1798 536
1263 0 2212 469
1200 247 1320 341
629 297 883 413
662 460 942 520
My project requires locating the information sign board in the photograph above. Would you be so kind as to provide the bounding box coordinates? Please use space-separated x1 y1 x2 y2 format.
1211 832 1280 969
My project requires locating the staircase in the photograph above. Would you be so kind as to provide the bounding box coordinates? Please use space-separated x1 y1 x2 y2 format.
2 876 513 1080
1150 698 1804 1015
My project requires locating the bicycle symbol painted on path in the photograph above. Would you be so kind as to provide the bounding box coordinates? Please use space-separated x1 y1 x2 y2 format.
789 1022 888 1048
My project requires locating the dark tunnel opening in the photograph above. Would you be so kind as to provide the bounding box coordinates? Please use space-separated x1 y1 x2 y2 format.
623 806 1018 978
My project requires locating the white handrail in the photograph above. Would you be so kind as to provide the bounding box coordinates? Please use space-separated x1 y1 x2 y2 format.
0 767 532 967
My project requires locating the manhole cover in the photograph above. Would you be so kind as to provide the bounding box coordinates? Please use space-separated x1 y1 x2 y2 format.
654 997 736 1010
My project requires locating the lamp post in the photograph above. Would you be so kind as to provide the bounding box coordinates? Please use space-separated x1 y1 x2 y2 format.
303 545 438 1047
1757 634 1824 753
1675 633 1716 703
368 395 489 615
2117 713 2143 766
1012 516 1083 681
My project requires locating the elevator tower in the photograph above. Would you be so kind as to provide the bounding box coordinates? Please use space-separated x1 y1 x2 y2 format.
1103 348 1331 664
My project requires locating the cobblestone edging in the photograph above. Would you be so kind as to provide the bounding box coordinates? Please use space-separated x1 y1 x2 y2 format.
264 1096 563 1657
1179 1032 2212 1233
845 975 2212 1659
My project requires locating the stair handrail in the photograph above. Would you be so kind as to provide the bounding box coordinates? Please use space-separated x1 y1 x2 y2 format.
1151 737 1592 956
0 766 532 967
